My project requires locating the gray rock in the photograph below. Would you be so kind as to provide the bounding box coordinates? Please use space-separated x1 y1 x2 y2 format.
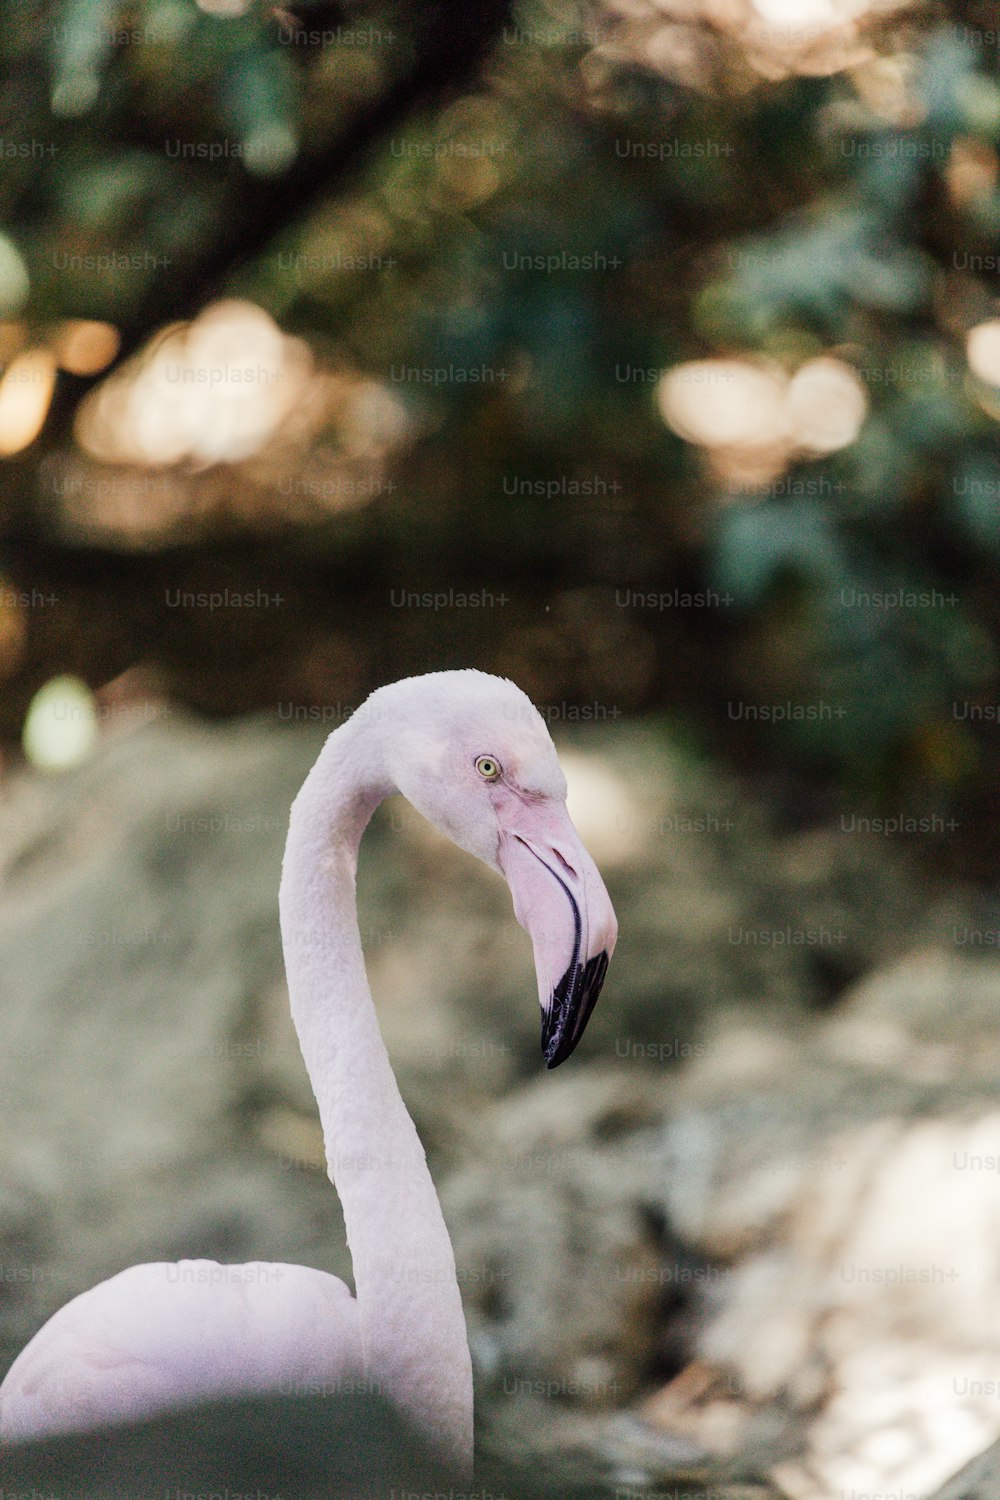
930 1436 1000 1500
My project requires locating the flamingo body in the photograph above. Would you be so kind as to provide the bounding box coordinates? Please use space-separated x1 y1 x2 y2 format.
0 1260 360 1442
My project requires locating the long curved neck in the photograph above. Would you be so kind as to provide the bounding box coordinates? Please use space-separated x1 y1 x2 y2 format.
277 717 473 1479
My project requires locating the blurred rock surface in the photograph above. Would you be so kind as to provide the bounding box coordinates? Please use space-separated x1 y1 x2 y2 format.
1 711 997 1495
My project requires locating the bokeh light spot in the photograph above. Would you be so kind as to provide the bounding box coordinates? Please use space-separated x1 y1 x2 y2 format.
967 320 1000 388
786 357 868 454
23 675 99 771
52 320 121 376
0 349 57 456
657 358 791 449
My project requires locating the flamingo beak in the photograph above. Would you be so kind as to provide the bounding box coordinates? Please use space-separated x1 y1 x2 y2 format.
498 804 617 1067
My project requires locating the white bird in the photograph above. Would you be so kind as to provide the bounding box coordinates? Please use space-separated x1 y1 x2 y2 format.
0 670 617 1479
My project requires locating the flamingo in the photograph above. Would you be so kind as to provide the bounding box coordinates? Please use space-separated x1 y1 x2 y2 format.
0 670 617 1479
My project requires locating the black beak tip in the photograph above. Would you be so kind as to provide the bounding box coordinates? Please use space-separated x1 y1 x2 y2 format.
541 950 610 1069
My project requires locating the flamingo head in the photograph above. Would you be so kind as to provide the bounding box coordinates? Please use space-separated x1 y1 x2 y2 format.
373 670 617 1067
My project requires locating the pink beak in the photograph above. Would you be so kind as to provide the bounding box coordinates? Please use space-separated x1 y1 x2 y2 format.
497 802 618 1067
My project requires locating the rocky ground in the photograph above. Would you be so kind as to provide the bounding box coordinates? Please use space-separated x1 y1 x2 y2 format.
1 704 998 1498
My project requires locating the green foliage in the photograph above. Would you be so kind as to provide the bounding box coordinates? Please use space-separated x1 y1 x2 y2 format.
2 0 1000 859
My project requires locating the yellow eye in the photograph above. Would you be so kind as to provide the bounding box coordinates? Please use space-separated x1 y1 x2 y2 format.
475 755 501 781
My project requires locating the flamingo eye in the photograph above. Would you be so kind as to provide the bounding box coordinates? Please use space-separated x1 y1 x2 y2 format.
475 755 501 781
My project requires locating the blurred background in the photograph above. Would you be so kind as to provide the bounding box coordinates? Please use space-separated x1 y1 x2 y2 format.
2 0 1000 1495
